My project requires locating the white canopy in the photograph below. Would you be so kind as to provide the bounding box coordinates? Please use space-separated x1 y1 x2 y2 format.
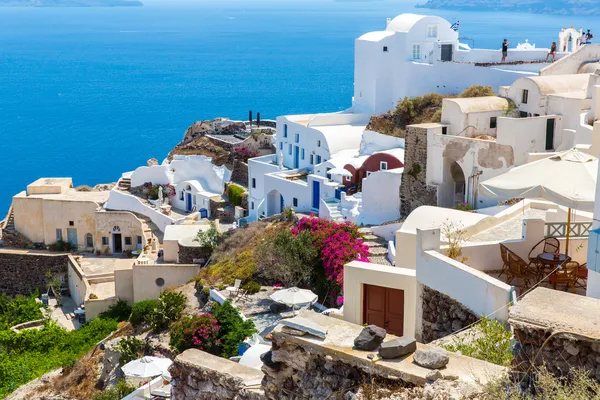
478 149 597 212
269 287 317 307
121 356 173 378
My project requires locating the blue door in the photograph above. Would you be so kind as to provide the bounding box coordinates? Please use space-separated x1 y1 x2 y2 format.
186 193 192 212
280 194 284 211
294 146 300 169
312 181 320 209
335 188 341 200
199 208 208 218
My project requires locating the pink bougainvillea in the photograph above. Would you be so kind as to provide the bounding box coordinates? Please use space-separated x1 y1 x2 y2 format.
292 216 369 287
169 314 220 353
234 146 259 161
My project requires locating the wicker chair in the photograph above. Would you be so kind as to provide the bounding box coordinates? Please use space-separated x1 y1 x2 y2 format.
505 248 537 290
499 244 510 278
550 260 578 292
576 262 588 289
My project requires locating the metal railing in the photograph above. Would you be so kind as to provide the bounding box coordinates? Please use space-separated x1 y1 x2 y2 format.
545 221 592 238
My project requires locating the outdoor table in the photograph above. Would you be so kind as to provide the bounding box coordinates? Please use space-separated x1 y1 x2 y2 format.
537 252 569 280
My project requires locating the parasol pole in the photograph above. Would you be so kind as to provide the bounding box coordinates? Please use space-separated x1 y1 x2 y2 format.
565 207 572 256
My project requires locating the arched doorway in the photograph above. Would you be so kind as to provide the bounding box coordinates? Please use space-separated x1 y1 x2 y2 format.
267 190 284 216
450 162 466 206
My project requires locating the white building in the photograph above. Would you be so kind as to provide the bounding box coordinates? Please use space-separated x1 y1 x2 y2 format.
248 112 369 220
352 13 566 115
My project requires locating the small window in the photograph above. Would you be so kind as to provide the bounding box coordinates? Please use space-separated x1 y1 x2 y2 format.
520 111 528 118
310 154 314 165
179 191 184 200
367 171 373 177
295 133 299 143
288 144 292 155
85 233 93 248
124 237 132 246
316 155 322 164
442 127 448 135
283 124 288 138
380 161 388 170
155 277 165 287
69 221 74 227
252 178 256 188
317 140 321 147
137 236 143 245
301 148 305 160
490 117 497 129
102 237 109 246
113 226 120 233
279 142 283 150
56 229 63 241
427 25 438 38
412 44 421 59
251 202 254 210
383 46 388 52
293 198 298 207
522 89 529 104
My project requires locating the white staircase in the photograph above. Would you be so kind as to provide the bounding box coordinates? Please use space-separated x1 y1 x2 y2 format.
324 200 344 222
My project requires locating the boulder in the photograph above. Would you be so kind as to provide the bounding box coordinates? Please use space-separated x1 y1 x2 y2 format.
425 369 442 381
413 348 450 369
354 325 386 351
378 337 417 359
261 350 281 370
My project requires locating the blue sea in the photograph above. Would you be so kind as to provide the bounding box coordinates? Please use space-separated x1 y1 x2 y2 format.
1 0 599 213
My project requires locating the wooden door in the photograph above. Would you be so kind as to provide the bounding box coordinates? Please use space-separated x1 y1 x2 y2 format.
363 284 404 336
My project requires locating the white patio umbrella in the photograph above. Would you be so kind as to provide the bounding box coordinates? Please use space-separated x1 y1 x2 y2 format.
478 149 598 254
121 356 173 378
328 167 353 178
270 287 318 310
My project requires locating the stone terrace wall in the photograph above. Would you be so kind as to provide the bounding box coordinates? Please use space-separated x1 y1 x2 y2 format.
231 160 249 187
400 125 437 217
0 251 69 295
421 285 478 343
169 349 265 400
178 244 211 265
512 326 600 380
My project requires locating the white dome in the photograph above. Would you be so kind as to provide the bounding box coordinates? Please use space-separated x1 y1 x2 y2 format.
386 13 427 32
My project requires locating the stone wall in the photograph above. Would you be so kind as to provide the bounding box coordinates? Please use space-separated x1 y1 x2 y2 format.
421 285 478 343
178 244 211 265
169 349 265 400
231 160 249 187
512 326 600 381
0 251 69 296
509 288 600 381
400 126 437 217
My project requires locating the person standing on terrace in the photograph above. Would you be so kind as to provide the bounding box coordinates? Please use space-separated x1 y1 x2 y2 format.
501 39 509 63
584 29 594 44
546 42 557 61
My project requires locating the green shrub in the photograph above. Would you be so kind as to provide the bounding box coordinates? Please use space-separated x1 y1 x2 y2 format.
212 301 256 358
91 379 136 400
169 314 220 353
443 317 513 367
0 293 44 331
130 299 158 327
48 240 75 252
99 299 132 322
117 336 144 365
459 85 495 98
255 229 320 288
227 184 246 208
0 318 118 398
200 251 257 286
242 281 261 295
150 291 187 332
193 221 221 251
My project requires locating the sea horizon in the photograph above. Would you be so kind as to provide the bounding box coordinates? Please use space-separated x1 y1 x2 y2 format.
1 0 599 213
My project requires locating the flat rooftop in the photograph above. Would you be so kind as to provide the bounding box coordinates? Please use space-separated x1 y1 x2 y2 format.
14 189 110 203
509 287 600 337
164 224 209 242
273 310 506 387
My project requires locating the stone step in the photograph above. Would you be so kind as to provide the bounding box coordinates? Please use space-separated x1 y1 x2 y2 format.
358 227 373 234
362 234 379 241
368 247 388 256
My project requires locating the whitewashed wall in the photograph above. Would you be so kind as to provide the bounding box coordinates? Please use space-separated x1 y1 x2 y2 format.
130 165 171 187
67 255 89 307
357 169 403 225
170 155 231 194
105 189 175 232
416 228 513 322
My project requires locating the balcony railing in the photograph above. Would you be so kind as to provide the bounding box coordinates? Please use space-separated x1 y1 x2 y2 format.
545 222 592 238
